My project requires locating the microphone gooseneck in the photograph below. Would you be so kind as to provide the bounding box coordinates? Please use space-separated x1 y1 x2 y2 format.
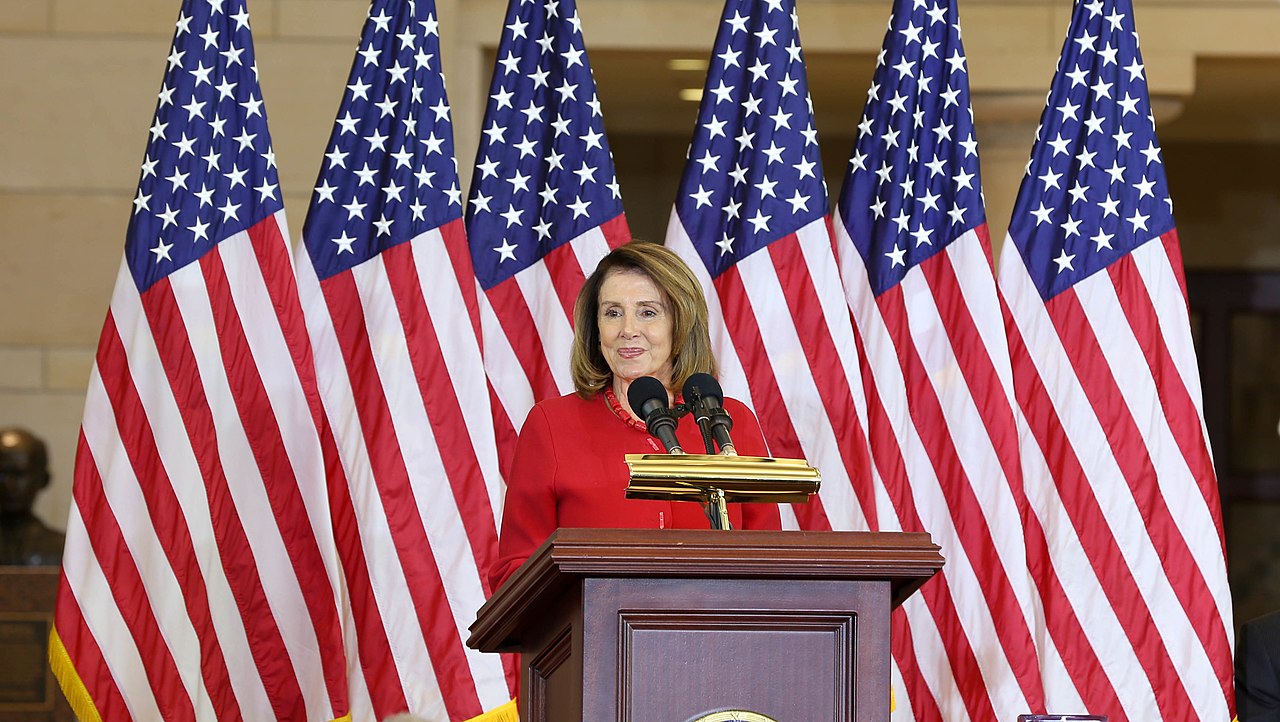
626 376 684 454
681 373 737 456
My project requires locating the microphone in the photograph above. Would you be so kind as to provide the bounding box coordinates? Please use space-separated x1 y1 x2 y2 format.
681 373 737 456
626 376 684 454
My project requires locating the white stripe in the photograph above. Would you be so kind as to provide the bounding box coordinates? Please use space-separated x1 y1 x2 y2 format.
900 593 973 722
219 221 348 605
567 224 614 277
351 255 507 705
480 287 537 433
999 242 1189 719
61 501 161 722
79 368 210 719
295 251 440 707
108 260 274 720
834 220 1038 717
1073 259 1229 719
411 230 506 528
167 244 328 722
513 263 575 394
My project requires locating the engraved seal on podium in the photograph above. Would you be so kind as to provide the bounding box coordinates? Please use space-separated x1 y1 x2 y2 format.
685 710 778 722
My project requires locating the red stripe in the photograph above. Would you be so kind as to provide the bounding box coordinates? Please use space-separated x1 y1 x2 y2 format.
441 219 485 348
765 233 876 529
889 610 943 722
908 250 1047 709
92 313 241 720
383 238 500 583
241 217 352 711
55 573 130 721
1104 255 1233 702
1049 285 1218 718
139 275 306 720
485 278 559 404
1110 246 1226 540
543 234 592 320
853 320 999 722
71 431 196 722
319 270 484 720
711 263 830 531
1009 289 1191 719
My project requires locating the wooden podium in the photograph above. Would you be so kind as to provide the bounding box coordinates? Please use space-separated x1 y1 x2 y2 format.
468 528 943 722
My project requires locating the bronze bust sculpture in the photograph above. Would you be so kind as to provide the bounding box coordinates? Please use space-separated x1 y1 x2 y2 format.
0 427 65 566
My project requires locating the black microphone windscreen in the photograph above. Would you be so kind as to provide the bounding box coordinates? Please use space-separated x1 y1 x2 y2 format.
627 376 668 416
682 372 723 405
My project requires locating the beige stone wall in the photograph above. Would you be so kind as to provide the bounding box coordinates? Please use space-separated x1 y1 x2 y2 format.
3 0 1280 530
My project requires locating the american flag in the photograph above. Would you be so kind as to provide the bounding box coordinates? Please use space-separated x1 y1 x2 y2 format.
665 0 875 537
997 0 1235 717
295 0 510 720
831 0 1053 719
466 0 629 465
51 0 350 719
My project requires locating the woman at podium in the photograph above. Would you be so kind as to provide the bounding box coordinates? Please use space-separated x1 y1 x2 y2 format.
489 241 781 589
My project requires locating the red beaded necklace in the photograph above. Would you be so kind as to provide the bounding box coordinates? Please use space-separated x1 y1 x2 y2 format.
603 386 649 432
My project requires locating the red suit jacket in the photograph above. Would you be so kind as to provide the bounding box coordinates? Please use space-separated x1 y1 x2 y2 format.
489 391 782 589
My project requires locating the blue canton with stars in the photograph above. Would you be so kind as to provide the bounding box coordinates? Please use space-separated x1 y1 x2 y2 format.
465 0 624 291
125 0 282 293
1008 0 1172 301
837 0 984 298
302 0 462 280
675 0 827 279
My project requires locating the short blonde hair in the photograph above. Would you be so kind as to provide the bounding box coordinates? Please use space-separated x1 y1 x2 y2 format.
570 241 717 397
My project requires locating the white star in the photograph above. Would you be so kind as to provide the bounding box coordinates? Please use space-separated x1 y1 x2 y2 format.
1084 112 1105 136
494 239 518 262
507 170 532 194
689 184 714 208
333 231 356 254
722 197 742 219
514 135 538 158
718 47 742 69
1053 249 1075 273
500 204 523 228
373 214 394 236
1092 228 1114 251
1097 43 1119 67
946 50 966 73
736 129 755 151
563 45 584 68
1068 181 1090 204
1074 31 1097 54
726 10 749 34
1104 160 1127 184
1140 142 1162 165
911 225 932 247
353 163 378 186
703 117 727 140
568 197 592 219
1076 147 1098 169
482 122 507 145
885 244 907 267
226 165 247 189
1127 209 1150 233
754 25 778 47
189 218 210 242
581 127 604 151
240 95 263 118
742 95 763 117
255 180 278 202
1099 194 1120 217
342 198 366 220
696 150 720 174
785 190 810 214
794 156 817 180
156 203 179 228
748 59 771 82
491 86 514 110
899 21 923 45
151 238 174 262
770 107 792 130
762 141 785 165
545 149 565 170
953 168 975 190
709 81 734 104
173 132 198 157
747 209 772 233
574 162 598 185
556 80 579 102
166 168 190 192
533 218 552 240
132 190 151 214
471 192 492 214
754 176 778 199
1056 99 1080 122
925 157 946 178
505 17 528 39
947 206 967 225
194 185 215 207
1134 176 1156 199
1117 93 1141 116
715 233 735 256
778 74 799 98
1031 202 1054 226
918 188 941 212
1062 215 1082 238
315 180 338 203
219 197 241 221
1066 65 1089 88
1039 168 1063 190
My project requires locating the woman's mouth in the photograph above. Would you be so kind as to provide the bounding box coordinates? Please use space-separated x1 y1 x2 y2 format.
618 348 645 359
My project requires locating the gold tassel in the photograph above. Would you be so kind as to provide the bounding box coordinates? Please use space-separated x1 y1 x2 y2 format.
48 625 104 722
462 698 518 722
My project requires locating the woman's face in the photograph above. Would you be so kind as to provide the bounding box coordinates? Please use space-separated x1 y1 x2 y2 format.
597 269 675 388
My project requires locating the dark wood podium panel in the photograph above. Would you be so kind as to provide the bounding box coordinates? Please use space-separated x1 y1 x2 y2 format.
0 567 74 722
596 577 888 722
471 529 943 722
